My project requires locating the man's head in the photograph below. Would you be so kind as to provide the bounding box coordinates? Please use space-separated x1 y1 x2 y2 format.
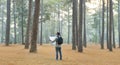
56 32 60 36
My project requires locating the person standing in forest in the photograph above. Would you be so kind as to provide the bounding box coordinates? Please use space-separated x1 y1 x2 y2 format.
54 32 63 60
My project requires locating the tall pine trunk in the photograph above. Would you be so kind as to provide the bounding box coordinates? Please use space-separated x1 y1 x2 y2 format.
112 19 116 48
118 0 120 48
30 0 40 53
40 0 43 45
99 0 101 44
106 0 109 49
78 0 83 52
21 0 24 45
13 0 17 44
108 0 113 51
5 0 11 46
83 0 87 48
25 0 32 49
67 4 70 44
101 0 105 49
1 5 4 43
75 0 78 47
72 0 77 50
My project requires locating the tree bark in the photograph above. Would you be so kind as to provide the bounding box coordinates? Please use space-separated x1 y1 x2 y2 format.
108 0 113 51
106 0 109 49
118 0 120 48
40 0 43 45
67 4 70 44
101 0 105 49
21 0 24 45
13 0 17 44
98 0 101 44
112 19 116 48
25 0 32 49
30 0 40 53
5 0 11 46
1 4 4 43
83 0 87 48
72 0 77 50
78 0 83 52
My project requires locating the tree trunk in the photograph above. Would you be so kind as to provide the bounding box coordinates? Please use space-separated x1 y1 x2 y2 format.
40 0 43 45
25 0 32 49
101 0 105 49
67 4 70 44
5 0 11 46
72 0 77 50
83 0 87 48
1 5 4 43
99 0 101 44
106 0 109 49
118 0 120 48
108 0 113 51
30 0 40 53
112 19 116 48
78 0 83 52
75 0 78 47
40 21 43 45
21 0 24 45
13 0 17 44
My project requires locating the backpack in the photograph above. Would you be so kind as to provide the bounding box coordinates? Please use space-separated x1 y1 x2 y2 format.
57 37 63 45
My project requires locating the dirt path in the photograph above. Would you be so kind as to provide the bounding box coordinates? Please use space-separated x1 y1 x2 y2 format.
0 44 120 65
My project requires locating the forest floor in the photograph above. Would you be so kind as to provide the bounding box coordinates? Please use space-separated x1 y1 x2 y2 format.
0 44 120 65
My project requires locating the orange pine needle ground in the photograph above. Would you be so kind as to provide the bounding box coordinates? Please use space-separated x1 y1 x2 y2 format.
0 44 120 65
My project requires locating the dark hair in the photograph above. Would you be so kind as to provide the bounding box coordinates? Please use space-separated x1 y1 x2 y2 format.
57 32 60 35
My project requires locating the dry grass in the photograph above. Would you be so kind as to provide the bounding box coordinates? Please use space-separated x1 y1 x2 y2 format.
0 44 120 65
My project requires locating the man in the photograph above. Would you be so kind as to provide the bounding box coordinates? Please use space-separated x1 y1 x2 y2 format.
55 32 63 60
